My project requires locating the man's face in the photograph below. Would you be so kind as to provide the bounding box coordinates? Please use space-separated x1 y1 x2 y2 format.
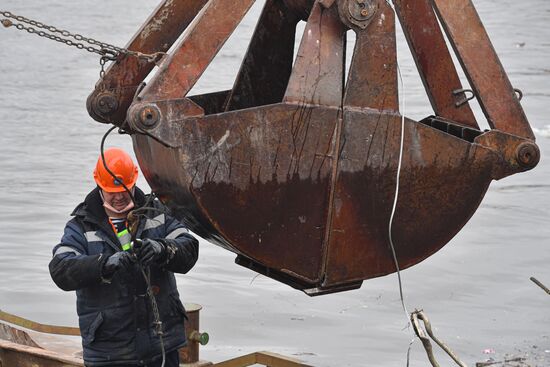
102 189 133 212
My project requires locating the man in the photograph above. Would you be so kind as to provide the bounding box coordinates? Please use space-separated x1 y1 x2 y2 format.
49 147 199 367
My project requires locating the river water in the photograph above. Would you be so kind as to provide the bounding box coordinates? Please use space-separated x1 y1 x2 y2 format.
0 1 549 366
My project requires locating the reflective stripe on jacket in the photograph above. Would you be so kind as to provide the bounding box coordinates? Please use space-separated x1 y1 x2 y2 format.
49 187 199 366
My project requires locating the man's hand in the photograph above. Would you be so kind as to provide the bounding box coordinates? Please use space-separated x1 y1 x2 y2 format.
136 239 165 266
103 251 134 276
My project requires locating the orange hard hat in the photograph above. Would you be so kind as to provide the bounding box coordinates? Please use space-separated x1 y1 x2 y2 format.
93 148 139 193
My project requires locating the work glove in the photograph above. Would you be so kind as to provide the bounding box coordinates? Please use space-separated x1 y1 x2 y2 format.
103 251 134 277
136 238 165 266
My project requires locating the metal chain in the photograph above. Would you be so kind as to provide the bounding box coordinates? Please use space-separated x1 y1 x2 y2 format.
99 56 109 82
1 10 164 63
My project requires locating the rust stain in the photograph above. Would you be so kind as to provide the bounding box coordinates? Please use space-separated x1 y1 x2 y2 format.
86 0 539 295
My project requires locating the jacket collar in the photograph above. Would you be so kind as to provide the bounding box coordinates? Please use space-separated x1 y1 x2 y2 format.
72 186 147 226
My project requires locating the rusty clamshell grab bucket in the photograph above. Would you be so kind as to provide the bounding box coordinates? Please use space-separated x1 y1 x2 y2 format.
87 0 539 295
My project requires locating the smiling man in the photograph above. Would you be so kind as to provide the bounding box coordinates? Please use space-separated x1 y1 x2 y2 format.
49 147 199 367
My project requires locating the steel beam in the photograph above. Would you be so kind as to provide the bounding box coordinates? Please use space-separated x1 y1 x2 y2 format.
343 0 398 111
140 0 257 102
87 0 208 125
431 0 534 139
225 0 300 111
393 0 478 128
284 2 346 106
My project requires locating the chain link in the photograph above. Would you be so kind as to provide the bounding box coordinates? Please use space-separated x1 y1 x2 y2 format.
100 56 108 81
1 10 165 63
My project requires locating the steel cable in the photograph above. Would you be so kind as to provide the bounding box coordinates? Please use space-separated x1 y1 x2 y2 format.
99 127 167 367
1 10 165 63
381 1 417 364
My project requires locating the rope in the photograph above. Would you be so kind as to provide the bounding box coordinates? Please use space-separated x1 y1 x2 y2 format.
380 1 417 364
387 67 468 367
99 127 165 219
139 266 166 367
99 126 136 204
390 60 417 367
382 5 470 367
374 23 416 363
99 127 166 367
389 58 409 321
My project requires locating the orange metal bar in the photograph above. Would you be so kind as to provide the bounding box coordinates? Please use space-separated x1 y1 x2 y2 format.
87 0 209 125
394 0 478 128
140 0 257 101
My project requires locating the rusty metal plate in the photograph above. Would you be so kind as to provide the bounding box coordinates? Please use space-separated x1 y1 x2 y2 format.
85 0 540 295
140 0 257 101
225 0 300 111
284 2 346 106
87 0 209 126
132 102 506 293
323 110 494 286
134 104 339 284
343 0 398 111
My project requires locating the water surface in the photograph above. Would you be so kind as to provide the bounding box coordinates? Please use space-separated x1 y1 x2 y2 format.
0 1 549 366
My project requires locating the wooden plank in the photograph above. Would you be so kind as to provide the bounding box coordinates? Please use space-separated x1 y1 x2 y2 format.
0 311 80 336
0 339 83 367
256 351 314 366
212 352 257 367
211 351 313 367
0 323 41 348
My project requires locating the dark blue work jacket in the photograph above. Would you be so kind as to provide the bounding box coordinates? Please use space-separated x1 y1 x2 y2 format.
49 187 199 366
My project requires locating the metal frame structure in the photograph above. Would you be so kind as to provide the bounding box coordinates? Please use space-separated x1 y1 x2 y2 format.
87 0 539 296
